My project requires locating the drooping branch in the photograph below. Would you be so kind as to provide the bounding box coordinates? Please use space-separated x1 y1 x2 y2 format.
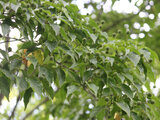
8 95 20 120
22 98 49 120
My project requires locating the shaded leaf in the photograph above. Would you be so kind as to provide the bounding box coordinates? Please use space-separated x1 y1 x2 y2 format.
88 83 99 96
24 88 33 110
56 68 66 87
26 78 42 96
121 84 133 99
127 52 140 66
116 101 130 117
1 24 10 36
0 76 10 100
45 41 57 53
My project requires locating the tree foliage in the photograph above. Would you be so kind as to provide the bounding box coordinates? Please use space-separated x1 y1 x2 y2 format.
0 0 159 120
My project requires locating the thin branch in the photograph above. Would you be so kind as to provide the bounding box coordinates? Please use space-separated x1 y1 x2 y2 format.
5 32 10 52
82 84 98 101
22 98 49 120
8 95 20 120
0 37 25 44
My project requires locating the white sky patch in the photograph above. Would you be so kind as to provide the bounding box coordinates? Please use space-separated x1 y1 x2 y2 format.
103 0 112 13
143 23 150 32
130 34 137 39
134 22 141 29
145 5 151 10
136 0 143 6
139 33 145 38
149 14 155 19
139 12 148 18
112 0 139 14
88 104 94 109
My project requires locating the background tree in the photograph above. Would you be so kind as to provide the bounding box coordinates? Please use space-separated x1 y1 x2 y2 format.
0 0 160 120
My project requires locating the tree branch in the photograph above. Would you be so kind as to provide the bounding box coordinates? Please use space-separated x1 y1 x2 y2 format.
22 97 49 120
8 95 20 120
82 84 97 101
0 37 25 44
5 32 10 52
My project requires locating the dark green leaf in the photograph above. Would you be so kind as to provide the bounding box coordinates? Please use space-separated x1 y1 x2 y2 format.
0 76 10 100
23 88 33 110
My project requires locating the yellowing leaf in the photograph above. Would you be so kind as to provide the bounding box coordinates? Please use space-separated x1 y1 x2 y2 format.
114 112 121 120
33 49 44 65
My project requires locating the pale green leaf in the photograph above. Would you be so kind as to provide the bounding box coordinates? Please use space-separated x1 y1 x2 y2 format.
121 84 133 99
88 83 99 96
26 78 42 96
127 52 140 66
56 68 66 87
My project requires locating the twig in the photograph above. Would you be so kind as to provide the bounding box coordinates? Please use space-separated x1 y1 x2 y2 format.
0 37 25 44
8 95 20 120
5 32 10 52
22 98 49 120
82 84 97 101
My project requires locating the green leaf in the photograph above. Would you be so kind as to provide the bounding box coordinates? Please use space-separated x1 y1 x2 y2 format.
116 101 130 117
1 24 10 36
107 57 114 66
26 78 42 96
41 79 54 99
121 84 133 99
88 83 99 96
68 71 80 83
62 7 73 22
89 33 98 43
139 49 151 60
10 59 21 71
17 76 28 93
90 106 105 118
56 68 66 87
127 52 140 66
102 88 112 97
51 24 60 36
117 73 125 82
101 32 108 40
26 56 37 69
83 70 92 82
20 41 36 51
39 66 54 84
23 88 33 110
11 3 20 13
0 49 9 60
45 41 57 53
0 76 10 100
67 85 78 96
144 63 155 82
123 73 133 82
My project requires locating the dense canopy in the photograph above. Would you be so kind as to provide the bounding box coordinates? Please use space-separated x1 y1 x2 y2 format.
0 0 160 120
